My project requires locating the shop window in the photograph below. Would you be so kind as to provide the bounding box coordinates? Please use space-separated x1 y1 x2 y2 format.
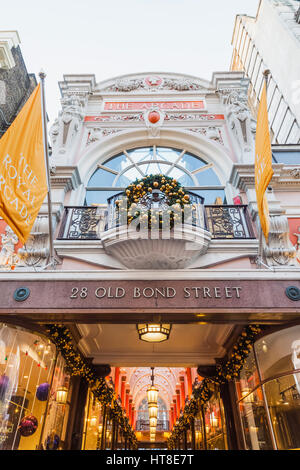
238 387 273 450
189 386 227 450
264 377 300 450
255 325 300 381
0 323 71 450
236 325 300 450
82 391 102 450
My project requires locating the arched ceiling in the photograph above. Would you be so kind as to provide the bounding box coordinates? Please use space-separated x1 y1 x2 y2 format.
122 367 187 409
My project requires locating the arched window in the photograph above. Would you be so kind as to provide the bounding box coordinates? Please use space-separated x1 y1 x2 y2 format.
85 146 226 206
136 396 169 431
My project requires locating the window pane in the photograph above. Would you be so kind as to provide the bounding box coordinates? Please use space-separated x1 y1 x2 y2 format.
88 168 116 187
272 151 300 165
181 153 207 172
255 325 300 381
235 348 259 400
248 50 258 78
269 88 281 123
156 147 182 162
195 168 221 186
238 388 273 450
128 147 153 163
267 78 276 109
192 189 226 204
264 376 300 450
245 43 254 72
277 109 295 144
85 190 121 205
105 153 128 172
272 100 287 137
286 121 300 144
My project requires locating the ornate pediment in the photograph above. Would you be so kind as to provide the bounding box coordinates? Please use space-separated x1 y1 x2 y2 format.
97 73 214 94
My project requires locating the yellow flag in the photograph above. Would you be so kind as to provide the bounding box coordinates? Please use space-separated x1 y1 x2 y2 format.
0 84 48 243
255 81 274 242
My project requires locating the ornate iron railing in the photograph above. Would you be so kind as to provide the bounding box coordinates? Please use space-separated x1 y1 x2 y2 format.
57 201 255 241
205 205 255 239
57 206 107 240
105 191 205 231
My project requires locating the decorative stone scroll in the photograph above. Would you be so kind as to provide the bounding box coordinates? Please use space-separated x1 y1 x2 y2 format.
263 214 297 266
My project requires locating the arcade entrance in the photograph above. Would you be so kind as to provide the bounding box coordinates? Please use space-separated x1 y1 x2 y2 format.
1 277 300 450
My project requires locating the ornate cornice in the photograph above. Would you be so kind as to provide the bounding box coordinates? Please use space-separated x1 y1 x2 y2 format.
230 163 300 190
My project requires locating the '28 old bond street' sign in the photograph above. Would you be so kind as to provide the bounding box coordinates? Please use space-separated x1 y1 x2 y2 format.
1 279 300 323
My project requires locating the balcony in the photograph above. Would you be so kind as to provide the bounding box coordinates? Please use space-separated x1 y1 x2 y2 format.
57 192 255 269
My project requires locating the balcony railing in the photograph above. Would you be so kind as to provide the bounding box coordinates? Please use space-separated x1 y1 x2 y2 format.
57 195 255 241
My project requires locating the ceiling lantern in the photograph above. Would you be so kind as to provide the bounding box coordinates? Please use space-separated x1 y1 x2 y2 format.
148 404 158 420
147 367 159 428
137 324 171 343
149 417 157 428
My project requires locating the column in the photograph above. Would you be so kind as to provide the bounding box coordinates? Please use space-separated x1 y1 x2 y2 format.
129 398 132 424
173 398 178 420
186 368 193 399
125 389 130 416
131 406 135 430
176 390 181 416
171 405 175 429
169 409 173 431
180 376 186 409
114 367 120 397
132 408 136 430
121 376 126 407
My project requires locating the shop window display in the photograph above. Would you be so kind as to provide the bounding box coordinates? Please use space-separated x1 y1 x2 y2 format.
82 390 104 450
0 323 70 450
203 391 228 450
184 386 227 450
236 325 300 450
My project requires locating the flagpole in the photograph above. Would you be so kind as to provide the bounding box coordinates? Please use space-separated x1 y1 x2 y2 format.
39 70 56 268
258 69 271 269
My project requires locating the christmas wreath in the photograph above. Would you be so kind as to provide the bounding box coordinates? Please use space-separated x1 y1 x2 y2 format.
116 174 193 229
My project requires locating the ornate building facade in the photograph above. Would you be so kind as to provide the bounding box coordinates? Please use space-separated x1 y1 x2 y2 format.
0 69 300 450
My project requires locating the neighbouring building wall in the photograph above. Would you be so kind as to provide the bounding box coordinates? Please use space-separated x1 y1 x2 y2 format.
0 31 36 136
231 0 300 144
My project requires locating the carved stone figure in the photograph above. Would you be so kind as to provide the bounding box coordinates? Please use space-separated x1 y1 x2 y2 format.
50 94 85 160
219 86 256 160
107 78 144 92
294 227 300 263
163 78 203 91
0 225 20 268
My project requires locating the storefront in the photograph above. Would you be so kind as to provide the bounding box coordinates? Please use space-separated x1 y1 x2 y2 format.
0 71 300 450
236 324 300 450
0 323 71 450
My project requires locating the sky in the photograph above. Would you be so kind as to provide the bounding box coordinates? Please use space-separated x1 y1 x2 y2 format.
2 0 260 124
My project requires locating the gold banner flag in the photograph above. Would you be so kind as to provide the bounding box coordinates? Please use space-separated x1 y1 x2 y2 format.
0 84 48 243
255 81 274 242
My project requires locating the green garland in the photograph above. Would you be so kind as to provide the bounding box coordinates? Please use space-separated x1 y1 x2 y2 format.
167 325 262 449
46 324 138 448
117 174 192 229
